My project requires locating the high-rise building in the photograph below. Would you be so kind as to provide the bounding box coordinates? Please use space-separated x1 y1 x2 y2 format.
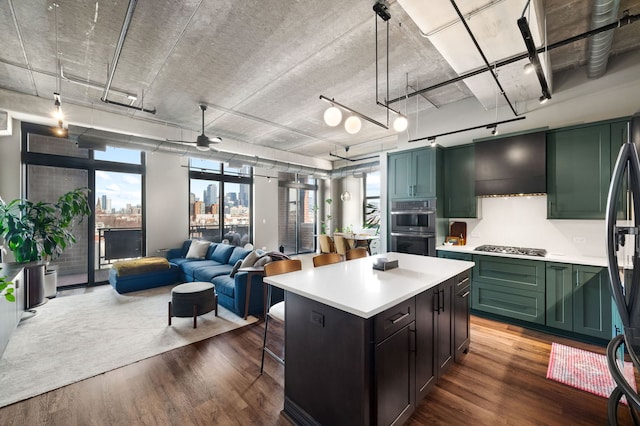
101 194 112 213
204 183 218 207
239 184 248 207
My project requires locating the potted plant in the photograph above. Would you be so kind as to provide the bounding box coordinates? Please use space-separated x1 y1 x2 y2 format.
0 188 91 303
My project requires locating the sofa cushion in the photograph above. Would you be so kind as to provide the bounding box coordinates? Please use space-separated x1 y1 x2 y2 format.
229 247 251 265
186 240 211 259
180 240 193 257
240 250 259 268
212 274 235 298
193 264 234 282
205 243 219 259
169 257 201 267
230 259 243 278
180 260 221 278
209 243 235 264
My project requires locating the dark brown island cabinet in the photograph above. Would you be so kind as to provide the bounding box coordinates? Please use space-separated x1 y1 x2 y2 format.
281 267 472 426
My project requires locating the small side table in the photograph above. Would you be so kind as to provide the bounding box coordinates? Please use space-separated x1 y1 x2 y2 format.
238 266 265 319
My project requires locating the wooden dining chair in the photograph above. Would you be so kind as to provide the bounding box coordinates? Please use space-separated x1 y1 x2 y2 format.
313 253 343 267
333 235 349 258
261 259 302 374
346 247 369 260
319 234 336 253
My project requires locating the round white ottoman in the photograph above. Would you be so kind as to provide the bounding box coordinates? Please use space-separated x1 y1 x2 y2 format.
168 281 218 328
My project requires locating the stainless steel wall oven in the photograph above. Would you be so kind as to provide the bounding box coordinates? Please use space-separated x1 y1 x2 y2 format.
390 199 436 256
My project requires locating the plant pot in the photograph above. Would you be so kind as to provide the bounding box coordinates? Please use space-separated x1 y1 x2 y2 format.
25 263 45 309
44 269 57 299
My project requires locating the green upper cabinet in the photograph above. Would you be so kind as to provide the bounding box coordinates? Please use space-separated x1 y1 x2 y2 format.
443 144 476 218
547 119 630 219
388 147 439 200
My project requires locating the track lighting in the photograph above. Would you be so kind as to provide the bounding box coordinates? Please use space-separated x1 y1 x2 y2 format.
491 126 499 136
539 93 551 104
523 62 534 74
344 116 362 134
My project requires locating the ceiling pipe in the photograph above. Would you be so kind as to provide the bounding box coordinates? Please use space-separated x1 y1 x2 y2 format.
587 0 621 78
449 0 519 116
99 0 155 114
69 125 332 178
69 126 379 180
388 10 640 105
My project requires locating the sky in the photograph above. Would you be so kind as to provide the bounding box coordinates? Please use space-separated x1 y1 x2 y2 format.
94 147 142 210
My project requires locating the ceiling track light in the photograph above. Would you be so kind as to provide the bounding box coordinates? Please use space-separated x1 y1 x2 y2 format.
409 116 526 143
518 16 552 104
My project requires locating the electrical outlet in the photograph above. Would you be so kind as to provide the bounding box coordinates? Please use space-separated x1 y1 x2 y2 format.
310 311 324 327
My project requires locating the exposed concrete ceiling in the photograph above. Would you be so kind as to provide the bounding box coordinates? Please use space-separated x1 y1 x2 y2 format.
1 0 639 166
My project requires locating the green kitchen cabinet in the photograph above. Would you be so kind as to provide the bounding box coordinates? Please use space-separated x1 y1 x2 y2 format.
443 144 476 218
547 119 630 220
546 123 612 219
546 263 615 340
437 250 472 261
471 255 546 324
388 147 439 200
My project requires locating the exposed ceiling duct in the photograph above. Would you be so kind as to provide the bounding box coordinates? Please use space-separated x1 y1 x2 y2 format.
70 126 379 179
588 0 621 78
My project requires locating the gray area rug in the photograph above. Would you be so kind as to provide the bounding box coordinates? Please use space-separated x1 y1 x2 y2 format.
0 285 257 408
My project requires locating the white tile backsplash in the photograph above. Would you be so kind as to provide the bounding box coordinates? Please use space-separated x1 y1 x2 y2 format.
456 195 606 257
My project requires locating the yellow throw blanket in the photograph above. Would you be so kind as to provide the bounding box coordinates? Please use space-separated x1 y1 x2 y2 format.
112 257 170 277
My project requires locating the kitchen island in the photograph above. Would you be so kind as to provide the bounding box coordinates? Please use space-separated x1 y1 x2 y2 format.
264 252 474 426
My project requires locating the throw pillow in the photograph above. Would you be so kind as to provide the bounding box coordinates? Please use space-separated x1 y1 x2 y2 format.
253 255 272 267
185 240 210 259
240 250 259 269
230 259 243 278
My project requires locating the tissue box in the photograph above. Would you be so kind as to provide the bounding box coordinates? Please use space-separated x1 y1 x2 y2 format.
373 259 399 271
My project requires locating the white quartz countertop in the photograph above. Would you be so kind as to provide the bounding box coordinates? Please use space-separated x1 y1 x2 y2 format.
263 252 474 319
436 244 608 267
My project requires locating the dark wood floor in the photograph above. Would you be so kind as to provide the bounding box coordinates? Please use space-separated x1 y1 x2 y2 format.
0 315 636 425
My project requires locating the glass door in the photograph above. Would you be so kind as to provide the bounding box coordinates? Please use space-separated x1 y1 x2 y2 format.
27 164 90 288
278 184 316 255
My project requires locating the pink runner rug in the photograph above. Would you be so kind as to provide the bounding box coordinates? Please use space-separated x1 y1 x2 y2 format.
546 342 637 402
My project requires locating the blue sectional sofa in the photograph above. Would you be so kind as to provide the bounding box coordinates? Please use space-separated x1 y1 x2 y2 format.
165 240 283 317
109 240 282 318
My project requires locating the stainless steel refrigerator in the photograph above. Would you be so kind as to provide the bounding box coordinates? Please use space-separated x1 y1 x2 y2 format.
605 113 640 423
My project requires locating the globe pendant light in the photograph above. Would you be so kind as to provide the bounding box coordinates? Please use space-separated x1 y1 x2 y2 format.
393 115 408 132
344 116 362 134
324 106 342 127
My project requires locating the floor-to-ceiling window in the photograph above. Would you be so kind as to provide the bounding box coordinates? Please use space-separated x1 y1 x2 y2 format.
188 159 253 245
23 123 144 287
278 173 317 255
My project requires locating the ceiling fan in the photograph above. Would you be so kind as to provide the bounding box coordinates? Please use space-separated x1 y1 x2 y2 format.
168 104 222 151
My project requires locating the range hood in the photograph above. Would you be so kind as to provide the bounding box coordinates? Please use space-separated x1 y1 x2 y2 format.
474 131 546 196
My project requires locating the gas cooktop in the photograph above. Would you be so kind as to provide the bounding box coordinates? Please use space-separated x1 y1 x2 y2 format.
474 244 547 257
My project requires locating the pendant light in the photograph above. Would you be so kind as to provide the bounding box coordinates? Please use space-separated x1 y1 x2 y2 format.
324 105 342 127
344 116 362 134
340 147 353 201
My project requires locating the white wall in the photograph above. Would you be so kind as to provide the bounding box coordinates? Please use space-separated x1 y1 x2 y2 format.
145 151 189 253
455 196 605 258
0 118 22 204
253 168 279 251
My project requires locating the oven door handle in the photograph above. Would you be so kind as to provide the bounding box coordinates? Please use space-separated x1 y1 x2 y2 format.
390 210 435 215
390 232 436 238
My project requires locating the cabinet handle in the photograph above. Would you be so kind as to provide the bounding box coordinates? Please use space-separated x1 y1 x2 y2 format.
460 291 470 298
390 311 410 324
439 289 445 313
458 277 470 286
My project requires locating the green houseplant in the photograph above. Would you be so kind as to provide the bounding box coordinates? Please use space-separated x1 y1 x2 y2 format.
0 188 91 264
